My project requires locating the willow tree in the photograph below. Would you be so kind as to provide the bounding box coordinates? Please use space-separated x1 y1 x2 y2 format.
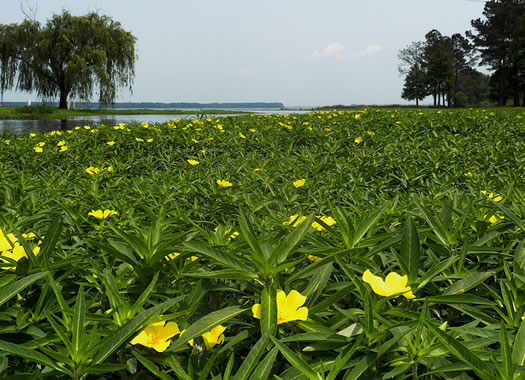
0 11 136 108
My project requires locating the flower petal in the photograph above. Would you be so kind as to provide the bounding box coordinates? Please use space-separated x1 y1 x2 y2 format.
286 290 307 311
362 269 388 296
384 272 408 295
252 303 261 319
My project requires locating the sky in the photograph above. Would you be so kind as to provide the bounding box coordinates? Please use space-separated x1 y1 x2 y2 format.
1 0 488 107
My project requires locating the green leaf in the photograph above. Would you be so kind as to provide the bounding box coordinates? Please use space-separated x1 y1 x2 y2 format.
0 339 68 374
182 269 257 280
259 286 277 336
492 201 525 233
71 285 86 362
84 363 128 375
270 336 321 380
512 319 525 367
351 202 389 248
128 272 159 318
133 351 172 380
414 200 451 247
0 271 47 307
443 272 493 295
514 239 525 276
234 331 272 380
500 321 514 379
223 352 235 380
280 332 346 344
399 217 420 282
238 209 267 273
271 213 314 266
172 306 247 350
417 256 458 289
425 295 494 305
326 334 363 380
90 297 180 364
301 262 333 304
183 242 250 271
250 346 278 379
425 320 493 379
37 219 63 269
103 269 130 325
166 357 192 380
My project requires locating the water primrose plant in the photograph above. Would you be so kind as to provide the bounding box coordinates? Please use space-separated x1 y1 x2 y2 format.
1 108 525 378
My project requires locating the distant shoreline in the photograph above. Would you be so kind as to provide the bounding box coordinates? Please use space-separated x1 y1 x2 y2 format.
0 101 285 109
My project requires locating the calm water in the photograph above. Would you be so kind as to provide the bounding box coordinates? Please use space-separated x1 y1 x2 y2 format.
0 109 315 135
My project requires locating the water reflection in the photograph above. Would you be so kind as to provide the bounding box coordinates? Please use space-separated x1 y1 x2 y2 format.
0 110 315 135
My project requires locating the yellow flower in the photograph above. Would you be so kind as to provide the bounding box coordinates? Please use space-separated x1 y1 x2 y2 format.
487 215 504 224
85 167 100 175
481 191 502 202
367 130 375 136
252 289 308 325
130 321 180 352
57 140 66 146
239 133 246 139
29 133 36 137
312 216 337 232
201 325 226 350
0 231 18 252
217 179 233 188
293 179 306 188
254 168 262 172
0 231 40 270
59 145 68 152
187 159 200 166
306 254 321 262
464 172 473 177
354 113 361 120
33 146 43 153
88 209 118 219
135 138 144 142
164 252 198 262
362 269 415 299
283 214 307 227
4 140 10 144
107 141 116 146
146 138 153 143
106 166 113 172
354 137 363 144
1 245 27 270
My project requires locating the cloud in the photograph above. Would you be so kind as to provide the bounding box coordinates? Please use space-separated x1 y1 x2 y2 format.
358 44 382 57
310 42 345 59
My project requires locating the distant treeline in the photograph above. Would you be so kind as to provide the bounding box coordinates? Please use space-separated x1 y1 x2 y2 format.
0 101 285 109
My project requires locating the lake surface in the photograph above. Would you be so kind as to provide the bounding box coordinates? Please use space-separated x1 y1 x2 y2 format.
0 109 316 135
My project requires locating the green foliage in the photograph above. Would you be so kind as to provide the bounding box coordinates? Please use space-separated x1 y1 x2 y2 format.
0 10 136 108
0 108 524 378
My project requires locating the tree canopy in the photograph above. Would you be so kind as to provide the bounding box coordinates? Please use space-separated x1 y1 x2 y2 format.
468 0 525 106
398 30 481 107
400 0 525 107
0 10 136 108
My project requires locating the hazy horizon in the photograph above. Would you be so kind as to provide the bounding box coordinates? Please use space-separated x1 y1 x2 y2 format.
1 0 487 107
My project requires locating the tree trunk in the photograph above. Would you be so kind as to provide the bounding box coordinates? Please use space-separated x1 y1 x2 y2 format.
416 98 419 107
513 89 520 107
59 89 68 109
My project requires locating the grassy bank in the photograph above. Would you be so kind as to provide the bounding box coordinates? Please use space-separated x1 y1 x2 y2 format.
0 105 248 120
1 109 525 378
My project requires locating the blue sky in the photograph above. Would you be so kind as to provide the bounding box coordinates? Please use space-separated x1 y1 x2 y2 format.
1 0 487 107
